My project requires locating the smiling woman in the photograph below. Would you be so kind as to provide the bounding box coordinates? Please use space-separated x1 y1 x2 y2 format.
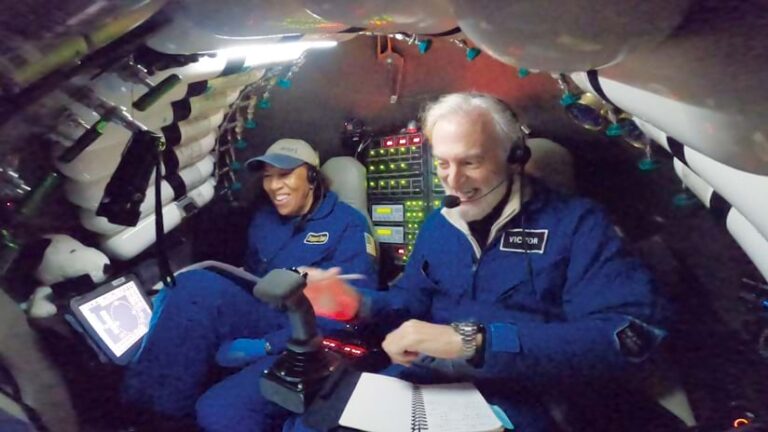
262 164 315 217
121 138 380 430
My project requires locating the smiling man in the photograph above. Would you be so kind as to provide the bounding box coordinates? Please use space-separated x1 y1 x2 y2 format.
290 93 669 432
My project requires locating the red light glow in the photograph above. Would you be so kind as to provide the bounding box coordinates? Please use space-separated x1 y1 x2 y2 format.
322 338 367 357
733 418 750 428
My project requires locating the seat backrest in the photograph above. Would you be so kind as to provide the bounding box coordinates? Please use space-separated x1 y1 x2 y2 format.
321 156 379 259
321 157 369 216
525 138 576 194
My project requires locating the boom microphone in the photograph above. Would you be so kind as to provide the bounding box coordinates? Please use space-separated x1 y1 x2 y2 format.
441 178 508 209
442 195 461 209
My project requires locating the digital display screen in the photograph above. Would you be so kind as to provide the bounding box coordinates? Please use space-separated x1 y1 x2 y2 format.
376 228 393 236
76 281 152 357
374 208 393 214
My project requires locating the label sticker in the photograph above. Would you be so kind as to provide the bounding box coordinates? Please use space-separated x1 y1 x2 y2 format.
304 232 329 245
500 229 548 254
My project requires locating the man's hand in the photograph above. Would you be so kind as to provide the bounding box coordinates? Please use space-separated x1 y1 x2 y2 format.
382 319 480 366
299 266 361 321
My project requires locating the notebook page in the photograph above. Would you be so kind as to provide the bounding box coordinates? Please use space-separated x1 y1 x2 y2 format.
422 383 503 432
338 372 413 432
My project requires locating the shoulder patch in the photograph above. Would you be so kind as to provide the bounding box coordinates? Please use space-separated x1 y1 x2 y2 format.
364 232 377 257
500 229 548 253
304 232 329 245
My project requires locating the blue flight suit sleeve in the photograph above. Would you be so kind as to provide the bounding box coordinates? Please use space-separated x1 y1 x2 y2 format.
359 227 434 327
470 204 667 385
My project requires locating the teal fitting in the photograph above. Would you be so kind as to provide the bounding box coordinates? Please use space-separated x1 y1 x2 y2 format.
277 78 292 89
230 161 243 171
518 68 530 78
418 39 432 54
637 158 659 171
235 139 248 150
466 47 481 61
244 118 257 129
672 192 699 207
259 99 271 109
606 123 624 137
559 93 578 106
230 182 243 192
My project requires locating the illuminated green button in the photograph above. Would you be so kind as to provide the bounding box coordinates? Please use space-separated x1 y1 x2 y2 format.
400 180 407 186
369 181 376 187
379 164 386 171
390 180 397 186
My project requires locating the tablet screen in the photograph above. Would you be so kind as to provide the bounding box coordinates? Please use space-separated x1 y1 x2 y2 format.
75 279 152 358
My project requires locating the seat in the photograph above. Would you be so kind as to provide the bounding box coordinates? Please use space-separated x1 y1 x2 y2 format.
525 137 576 194
0 288 78 432
321 156 379 261
320 156 370 220
629 236 698 427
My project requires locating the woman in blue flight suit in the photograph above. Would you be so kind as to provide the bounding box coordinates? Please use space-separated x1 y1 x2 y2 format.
121 138 378 431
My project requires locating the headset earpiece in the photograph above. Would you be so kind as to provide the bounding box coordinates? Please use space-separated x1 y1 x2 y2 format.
507 140 531 166
306 166 319 187
500 103 531 167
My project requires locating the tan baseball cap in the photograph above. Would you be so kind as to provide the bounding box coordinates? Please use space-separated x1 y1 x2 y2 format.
245 138 320 171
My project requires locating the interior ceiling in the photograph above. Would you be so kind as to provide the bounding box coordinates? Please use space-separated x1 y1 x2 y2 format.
242 36 580 161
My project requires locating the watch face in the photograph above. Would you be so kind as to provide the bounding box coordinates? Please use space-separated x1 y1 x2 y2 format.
454 322 477 334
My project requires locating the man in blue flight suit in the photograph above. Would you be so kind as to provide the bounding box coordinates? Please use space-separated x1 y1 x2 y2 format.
121 139 378 431
291 93 667 432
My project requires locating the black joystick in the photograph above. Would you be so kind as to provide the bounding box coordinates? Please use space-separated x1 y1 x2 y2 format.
253 268 341 414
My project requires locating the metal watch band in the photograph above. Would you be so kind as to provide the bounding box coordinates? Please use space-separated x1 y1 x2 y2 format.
451 322 479 358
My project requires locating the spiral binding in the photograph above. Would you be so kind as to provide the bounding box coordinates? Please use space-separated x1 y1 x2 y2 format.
410 385 429 431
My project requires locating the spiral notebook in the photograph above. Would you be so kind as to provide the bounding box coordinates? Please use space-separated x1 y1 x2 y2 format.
339 372 503 432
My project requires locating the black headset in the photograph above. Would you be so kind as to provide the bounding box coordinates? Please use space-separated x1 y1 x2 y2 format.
306 165 319 187
507 140 531 166
500 104 537 293
293 165 324 234
505 105 531 167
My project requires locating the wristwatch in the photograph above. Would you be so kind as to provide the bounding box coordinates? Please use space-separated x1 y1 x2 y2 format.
450 321 480 358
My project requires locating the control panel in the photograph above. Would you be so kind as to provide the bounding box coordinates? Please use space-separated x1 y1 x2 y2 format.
366 130 444 274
